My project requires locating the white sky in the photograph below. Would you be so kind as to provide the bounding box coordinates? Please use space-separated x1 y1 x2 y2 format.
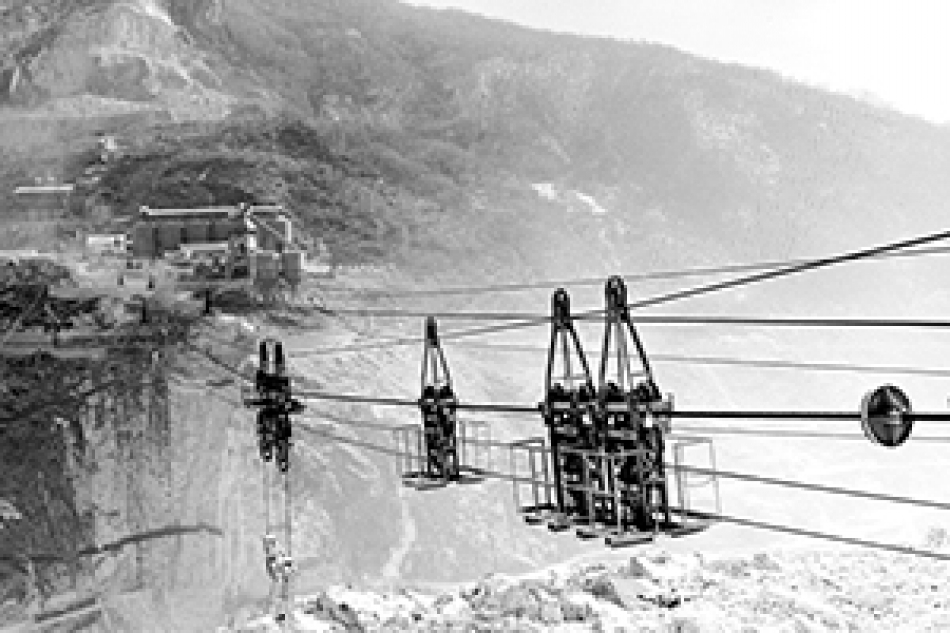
403 0 950 124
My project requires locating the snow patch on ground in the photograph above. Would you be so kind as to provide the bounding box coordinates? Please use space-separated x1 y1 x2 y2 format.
530 182 611 215
225 530 950 631
130 0 176 28
573 191 608 215
531 182 558 201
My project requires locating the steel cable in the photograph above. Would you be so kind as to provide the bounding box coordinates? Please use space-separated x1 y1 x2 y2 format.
672 426 950 442
294 227 950 351
300 418 950 512
667 464 950 512
450 344 950 378
297 423 950 562
291 309 950 331
294 390 950 423
449 227 950 341
315 245 950 298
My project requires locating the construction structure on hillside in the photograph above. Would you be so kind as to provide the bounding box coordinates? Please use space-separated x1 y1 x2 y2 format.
130 204 307 292
8 178 76 222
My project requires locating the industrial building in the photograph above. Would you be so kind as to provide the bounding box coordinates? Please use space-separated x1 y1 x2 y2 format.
130 203 304 287
86 234 128 255
8 179 75 221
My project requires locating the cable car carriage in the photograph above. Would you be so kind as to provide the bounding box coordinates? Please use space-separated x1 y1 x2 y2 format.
393 317 491 490
510 279 718 547
242 339 304 473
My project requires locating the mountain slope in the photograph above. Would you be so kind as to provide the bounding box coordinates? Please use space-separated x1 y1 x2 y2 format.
5 2 950 631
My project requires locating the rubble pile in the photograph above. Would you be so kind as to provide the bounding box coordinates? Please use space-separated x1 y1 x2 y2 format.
227 529 950 632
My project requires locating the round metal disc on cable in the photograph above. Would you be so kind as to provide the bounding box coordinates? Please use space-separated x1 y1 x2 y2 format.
861 385 913 447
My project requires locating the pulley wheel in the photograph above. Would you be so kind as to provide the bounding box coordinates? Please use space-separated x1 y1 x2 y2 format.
860 384 913 448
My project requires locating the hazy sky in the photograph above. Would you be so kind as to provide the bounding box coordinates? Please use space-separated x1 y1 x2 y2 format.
403 0 950 124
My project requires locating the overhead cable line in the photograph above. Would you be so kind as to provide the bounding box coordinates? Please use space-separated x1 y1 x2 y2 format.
316 245 950 298
292 333 458 356
296 391 418 408
296 390 531 414
671 426 950 442
683 510 950 562
449 344 950 378
670 464 950 512
298 227 950 351
296 410 950 444
297 307 950 331
298 417 950 510
666 410 950 422
297 423 950 563
185 341 252 384
613 227 950 315
620 316 950 329
294 390 950 423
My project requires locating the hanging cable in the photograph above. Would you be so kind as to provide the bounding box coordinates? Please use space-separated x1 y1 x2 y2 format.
315 244 950 298
667 410 950 423
297 423 950 563
622 316 950 329
301 410 950 447
297 416 950 510
303 306 545 321
298 225 950 350
672 426 950 442
684 510 950 562
288 306 950 331
668 464 950 512
296 391 419 408
294 390 950 423
296 390 535 415
449 344 950 378
185 341 252 384
614 228 950 315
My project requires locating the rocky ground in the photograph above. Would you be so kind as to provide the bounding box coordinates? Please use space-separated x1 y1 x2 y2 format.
223 528 950 633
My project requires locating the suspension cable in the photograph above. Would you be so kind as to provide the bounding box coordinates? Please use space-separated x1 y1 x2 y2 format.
684 510 950 562
185 341 252 384
450 344 950 378
297 228 950 352
668 464 950 512
620 316 950 329
479 227 950 336
306 307 950 330
294 390 950 423
672 426 950 442
297 423 950 562
303 410 950 445
298 417 950 511
316 245 950 298
294 308 950 331
611 228 950 315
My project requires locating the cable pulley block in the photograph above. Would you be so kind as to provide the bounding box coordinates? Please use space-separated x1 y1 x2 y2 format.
861 384 913 448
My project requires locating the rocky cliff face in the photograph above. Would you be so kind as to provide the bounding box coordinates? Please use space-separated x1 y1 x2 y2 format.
0 0 240 119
